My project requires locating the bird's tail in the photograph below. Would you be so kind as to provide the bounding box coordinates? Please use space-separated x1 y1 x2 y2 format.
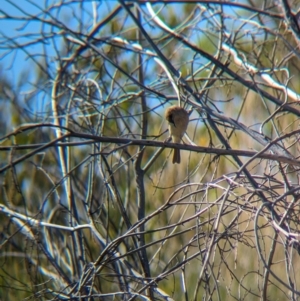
172 149 180 164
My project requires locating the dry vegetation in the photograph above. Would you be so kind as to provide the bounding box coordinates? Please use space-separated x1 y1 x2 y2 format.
1 1 300 300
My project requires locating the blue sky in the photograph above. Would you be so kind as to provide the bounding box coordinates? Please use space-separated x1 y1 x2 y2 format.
0 1 117 86
0 0 249 120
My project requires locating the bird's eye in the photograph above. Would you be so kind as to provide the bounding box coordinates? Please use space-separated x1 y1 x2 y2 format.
169 115 176 126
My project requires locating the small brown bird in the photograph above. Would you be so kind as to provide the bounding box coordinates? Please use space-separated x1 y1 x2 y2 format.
165 105 189 164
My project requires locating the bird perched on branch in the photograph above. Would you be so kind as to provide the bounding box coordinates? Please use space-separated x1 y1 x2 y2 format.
165 105 189 164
